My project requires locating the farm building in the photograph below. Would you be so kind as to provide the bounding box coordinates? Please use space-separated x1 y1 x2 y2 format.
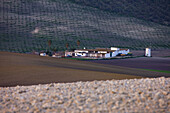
65 51 75 57
145 48 151 57
40 52 47 56
65 47 130 58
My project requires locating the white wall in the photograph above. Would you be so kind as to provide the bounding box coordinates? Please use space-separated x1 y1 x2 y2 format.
98 51 107 53
145 48 151 57
105 51 119 58
112 51 119 57
40 53 46 56
111 47 120 50
118 49 129 55
74 50 88 53
65 52 73 56
74 50 88 57
74 48 130 57
75 52 87 57
105 53 111 58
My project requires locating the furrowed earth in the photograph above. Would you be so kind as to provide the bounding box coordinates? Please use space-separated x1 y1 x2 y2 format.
0 52 169 112
0 52 169 87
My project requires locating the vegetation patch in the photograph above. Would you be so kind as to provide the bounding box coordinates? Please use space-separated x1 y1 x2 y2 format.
142 69 170 74
0 0 170 53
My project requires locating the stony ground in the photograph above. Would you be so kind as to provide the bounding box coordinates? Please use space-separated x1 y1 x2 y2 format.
0 77 169 113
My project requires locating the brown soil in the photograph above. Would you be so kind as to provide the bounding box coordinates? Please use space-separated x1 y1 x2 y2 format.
0 52 169 87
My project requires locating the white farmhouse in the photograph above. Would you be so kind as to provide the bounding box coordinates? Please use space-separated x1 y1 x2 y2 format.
74 50 89 57
65 47 130 58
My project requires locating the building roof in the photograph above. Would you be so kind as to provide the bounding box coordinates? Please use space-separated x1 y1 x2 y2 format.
74 48 129 52
120 48 129 51
75 48 109 51
76 48 128 51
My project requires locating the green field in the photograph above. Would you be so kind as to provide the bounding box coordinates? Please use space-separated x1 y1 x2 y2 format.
143 69 170 74
0 0 170 53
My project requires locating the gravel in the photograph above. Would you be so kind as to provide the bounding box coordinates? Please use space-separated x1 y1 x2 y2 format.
0 77 169 113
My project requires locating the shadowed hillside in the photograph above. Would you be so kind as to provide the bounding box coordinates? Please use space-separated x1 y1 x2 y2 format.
70 0 170 26
0 0 170 53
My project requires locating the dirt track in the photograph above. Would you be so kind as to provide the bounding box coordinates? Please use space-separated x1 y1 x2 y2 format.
0 52 169 87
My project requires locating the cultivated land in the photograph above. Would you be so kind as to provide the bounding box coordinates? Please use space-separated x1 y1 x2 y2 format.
90 57 170 71
0 52 169 87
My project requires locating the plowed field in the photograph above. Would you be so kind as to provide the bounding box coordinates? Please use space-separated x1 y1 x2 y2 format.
0 52 169 87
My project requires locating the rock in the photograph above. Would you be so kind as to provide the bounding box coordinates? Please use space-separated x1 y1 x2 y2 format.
56 100 64 104
162 91 168 95
107 101 114 107
31 100 36 106
155 92 162 99
159 99 165 107
18 90 27 94
49 83 54 87
42 103 51 109
0 77 169 112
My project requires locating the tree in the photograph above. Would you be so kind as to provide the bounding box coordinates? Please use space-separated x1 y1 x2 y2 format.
77 40 80 48
53 47 58 52
66 43 69 50
48 40 52 47
48 40 52 51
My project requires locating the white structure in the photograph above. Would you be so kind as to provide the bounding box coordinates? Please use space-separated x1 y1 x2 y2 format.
65 51 75 57
145 48 151 57
118 49 130 54
74 50 88 57
111 47 120 51
40 53 46 56
65 47 130 58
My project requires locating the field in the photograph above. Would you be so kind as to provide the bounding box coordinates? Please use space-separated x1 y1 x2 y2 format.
0 52 169 87
0 0 170 53
87 50 170 72
89 57 170 72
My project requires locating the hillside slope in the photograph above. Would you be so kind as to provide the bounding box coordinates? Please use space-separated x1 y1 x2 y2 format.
70 0 170 26
0 0 170 53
